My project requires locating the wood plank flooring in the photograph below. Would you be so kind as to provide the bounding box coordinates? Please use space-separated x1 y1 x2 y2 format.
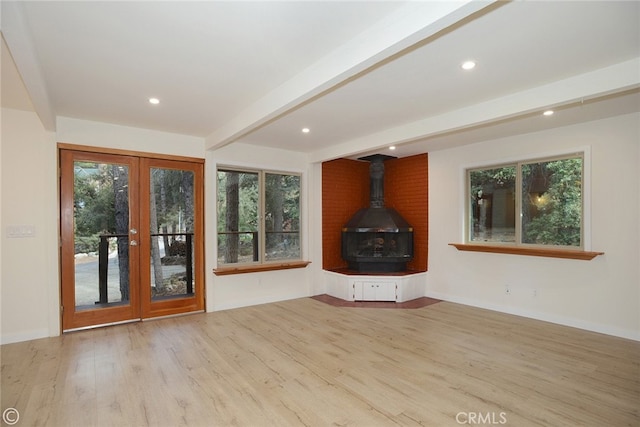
2 298 639 426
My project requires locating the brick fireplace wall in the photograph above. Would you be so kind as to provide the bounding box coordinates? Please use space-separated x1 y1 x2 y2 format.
385 154 429 271
322 158 369 270
321 153 428 271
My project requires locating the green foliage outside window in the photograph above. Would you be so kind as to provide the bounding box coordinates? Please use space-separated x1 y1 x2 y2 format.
73 162 120 253
521 158 582 246
469 166 516 243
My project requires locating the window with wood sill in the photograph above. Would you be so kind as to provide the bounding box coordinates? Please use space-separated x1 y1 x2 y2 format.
458 149 603 260
216 167 303 271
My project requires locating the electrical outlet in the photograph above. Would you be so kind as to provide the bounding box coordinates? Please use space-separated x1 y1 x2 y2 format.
532 289 537 297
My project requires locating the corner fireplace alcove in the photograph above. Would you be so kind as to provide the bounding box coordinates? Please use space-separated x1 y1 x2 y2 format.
341 155 414 273
321 153 428 303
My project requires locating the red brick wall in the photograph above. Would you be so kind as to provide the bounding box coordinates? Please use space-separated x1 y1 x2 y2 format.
322 159 369 270
322 154 429 272
384 154 429 271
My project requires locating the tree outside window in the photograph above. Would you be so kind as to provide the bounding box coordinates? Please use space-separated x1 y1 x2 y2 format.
469 165 516 243
217 168 301 265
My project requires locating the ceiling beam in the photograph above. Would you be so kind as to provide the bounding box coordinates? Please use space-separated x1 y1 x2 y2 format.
1 1 56 131
309 57 640 163
205 0 501 151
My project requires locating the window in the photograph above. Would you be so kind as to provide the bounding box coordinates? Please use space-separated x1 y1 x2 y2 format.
217 168 301 266
467 153 584 249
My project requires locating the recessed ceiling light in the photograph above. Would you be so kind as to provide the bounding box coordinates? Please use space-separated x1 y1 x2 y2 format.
149 97 160 105
302 128 310 133
389 146 396 151
543 110 554 116
461 60 476 70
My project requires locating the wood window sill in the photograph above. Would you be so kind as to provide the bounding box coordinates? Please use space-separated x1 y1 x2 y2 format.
213 261 311 276
449 244 603 260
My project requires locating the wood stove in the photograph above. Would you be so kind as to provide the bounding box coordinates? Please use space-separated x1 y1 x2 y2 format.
341 154 414 273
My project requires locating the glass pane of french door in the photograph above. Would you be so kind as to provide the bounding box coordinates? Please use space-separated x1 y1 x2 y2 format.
149 167 195 300
140 158 204 319
74 162 131 308
60 150 140 331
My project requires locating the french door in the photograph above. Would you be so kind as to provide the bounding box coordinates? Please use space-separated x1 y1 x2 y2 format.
60 148 204 331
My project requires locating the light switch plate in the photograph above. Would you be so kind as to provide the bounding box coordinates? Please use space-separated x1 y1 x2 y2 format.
6 225 36 238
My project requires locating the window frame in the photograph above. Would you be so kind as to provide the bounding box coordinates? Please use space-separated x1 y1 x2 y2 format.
215 165 303 269
464 149 590 252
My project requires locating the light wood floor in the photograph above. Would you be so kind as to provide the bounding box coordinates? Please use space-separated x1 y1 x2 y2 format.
2 298 639 426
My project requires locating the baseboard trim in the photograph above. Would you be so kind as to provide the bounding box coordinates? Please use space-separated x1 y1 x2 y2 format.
426 291 640 342
1 328 50 345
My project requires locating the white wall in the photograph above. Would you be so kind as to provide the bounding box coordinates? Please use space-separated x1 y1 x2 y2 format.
56 116 205 159
205 142 315 311
427 113 640 340
310 162 325 296
1 108 58 344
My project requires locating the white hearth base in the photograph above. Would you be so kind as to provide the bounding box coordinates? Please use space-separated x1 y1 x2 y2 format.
323 270 427 302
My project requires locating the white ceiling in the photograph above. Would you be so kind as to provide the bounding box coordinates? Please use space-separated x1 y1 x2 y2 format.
2 1 639 162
